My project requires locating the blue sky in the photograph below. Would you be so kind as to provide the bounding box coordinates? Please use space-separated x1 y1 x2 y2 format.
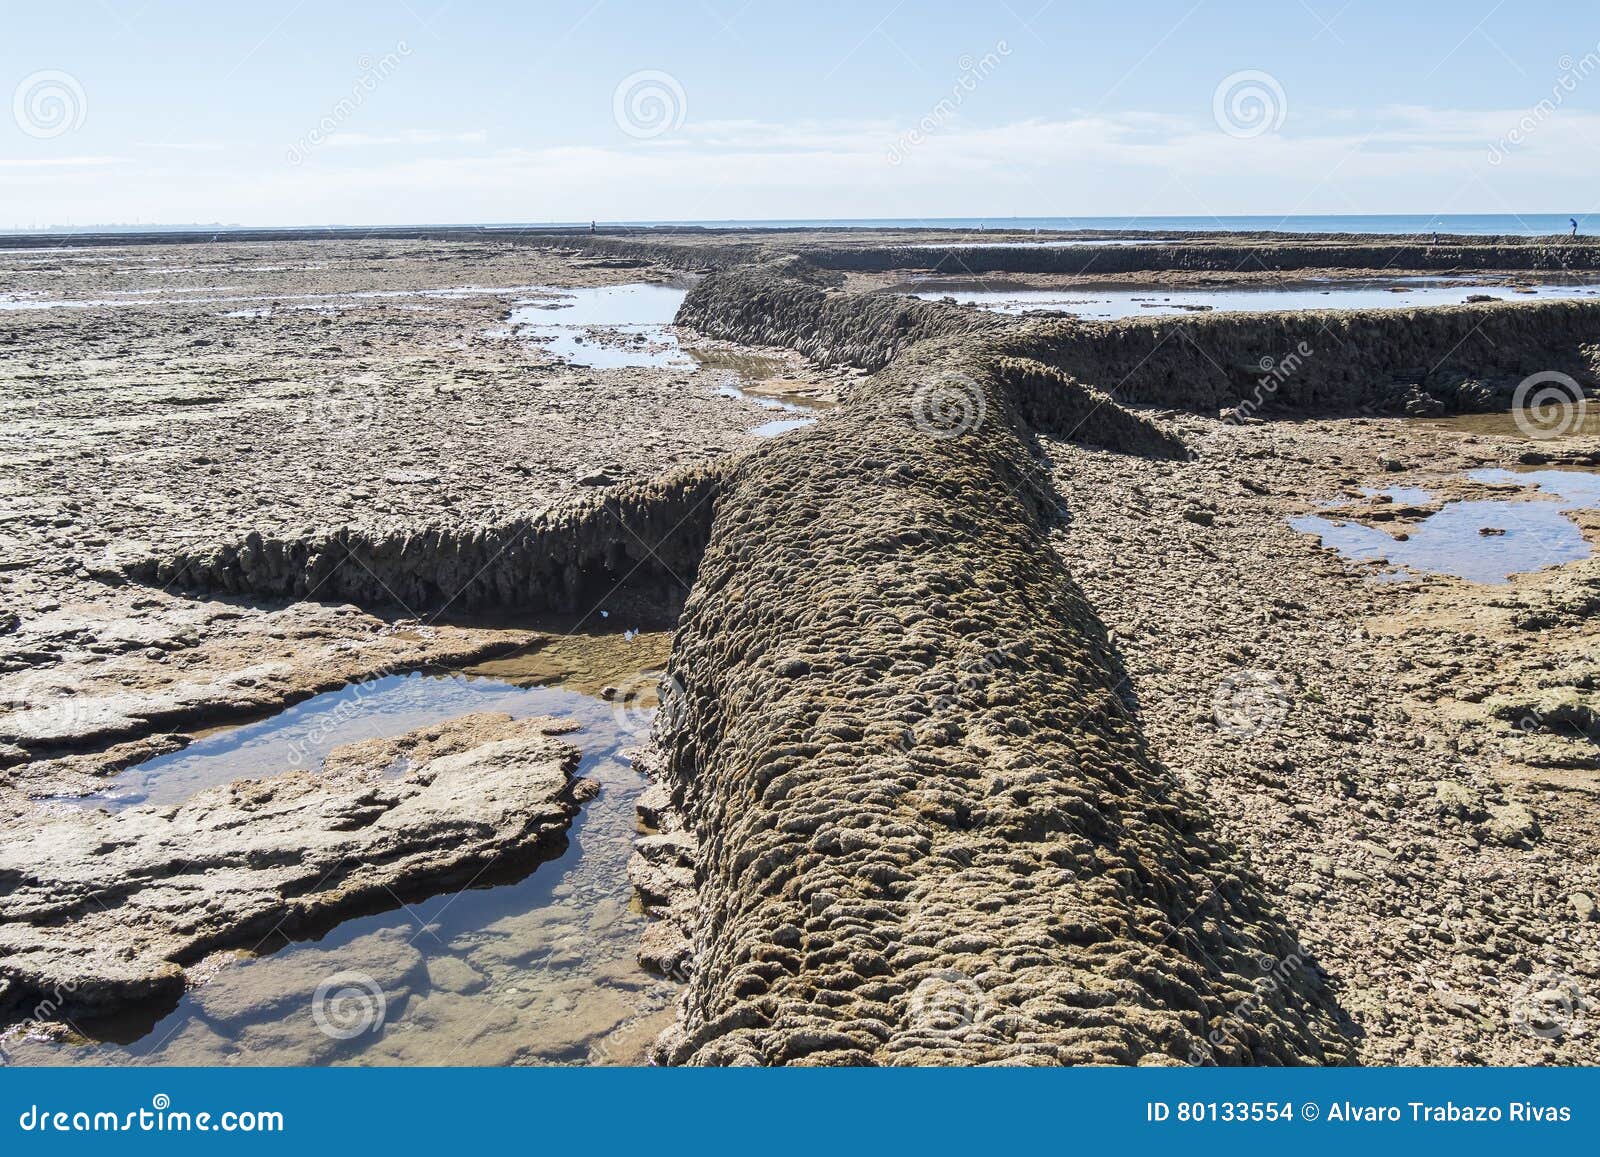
2 1 1598 226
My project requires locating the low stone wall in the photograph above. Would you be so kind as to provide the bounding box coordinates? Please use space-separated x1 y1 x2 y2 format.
645 333 1353 1065
801 241 1600 275
122 466 722 619
677 265 1600 425
676 265 1006 371
1007 299 1600 415
994 356 1189 458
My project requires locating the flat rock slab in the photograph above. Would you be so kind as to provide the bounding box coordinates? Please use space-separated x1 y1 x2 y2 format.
0 711 584 1022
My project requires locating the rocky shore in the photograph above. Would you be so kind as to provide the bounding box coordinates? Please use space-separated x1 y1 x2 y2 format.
1 712 585 1022
4 229 1599 1066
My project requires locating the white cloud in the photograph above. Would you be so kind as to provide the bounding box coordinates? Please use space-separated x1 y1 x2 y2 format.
5 104 1599 226
319 129 489 148
0 156 126 168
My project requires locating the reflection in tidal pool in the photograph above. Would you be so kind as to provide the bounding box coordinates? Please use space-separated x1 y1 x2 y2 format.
9 633 680 1067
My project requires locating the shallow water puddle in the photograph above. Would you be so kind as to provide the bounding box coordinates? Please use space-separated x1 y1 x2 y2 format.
499 284 691 369
12 633 681 1066
910 278 1600 319
493 285 830 436
1427 409 1600 440
1291 470 1600 583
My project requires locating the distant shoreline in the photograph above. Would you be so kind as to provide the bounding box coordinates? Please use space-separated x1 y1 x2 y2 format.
2 212 1595 243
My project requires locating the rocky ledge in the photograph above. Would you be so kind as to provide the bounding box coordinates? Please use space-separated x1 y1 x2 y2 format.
0 712 587 1023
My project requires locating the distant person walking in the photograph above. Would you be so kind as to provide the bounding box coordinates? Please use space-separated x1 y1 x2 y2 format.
1572 217 1580 237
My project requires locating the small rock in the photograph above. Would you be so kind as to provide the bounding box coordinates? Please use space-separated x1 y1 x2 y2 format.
1481 802 1541 846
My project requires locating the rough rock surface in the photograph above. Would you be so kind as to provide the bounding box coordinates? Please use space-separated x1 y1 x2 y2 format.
0 712 583 1021
1045 414 1600 1064
1012 301 1600 415
677 264 1005 371
646 333 1355 1066
121 465 722 617
800 240 1600 276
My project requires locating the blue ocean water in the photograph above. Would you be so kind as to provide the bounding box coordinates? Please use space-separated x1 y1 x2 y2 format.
12 213 1598 238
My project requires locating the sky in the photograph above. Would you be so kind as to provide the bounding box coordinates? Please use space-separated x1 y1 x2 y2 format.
2 0 1599 227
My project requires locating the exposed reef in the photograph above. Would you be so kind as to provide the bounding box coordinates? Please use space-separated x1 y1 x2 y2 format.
1014 300 1600 416
680 266 1600 419
87 242 1600 1067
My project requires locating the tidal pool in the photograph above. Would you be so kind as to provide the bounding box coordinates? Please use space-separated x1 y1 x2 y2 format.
908 278 1600 319
499 283 691 369
10 632 681 1066
1291 470 1600 583
492 286 830 437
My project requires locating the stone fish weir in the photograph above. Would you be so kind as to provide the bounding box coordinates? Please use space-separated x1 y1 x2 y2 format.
111 257 1600 1066
637 294 1353 1064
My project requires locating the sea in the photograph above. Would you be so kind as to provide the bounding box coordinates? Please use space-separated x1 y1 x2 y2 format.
648 214 1597 237
6 213 1596 239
